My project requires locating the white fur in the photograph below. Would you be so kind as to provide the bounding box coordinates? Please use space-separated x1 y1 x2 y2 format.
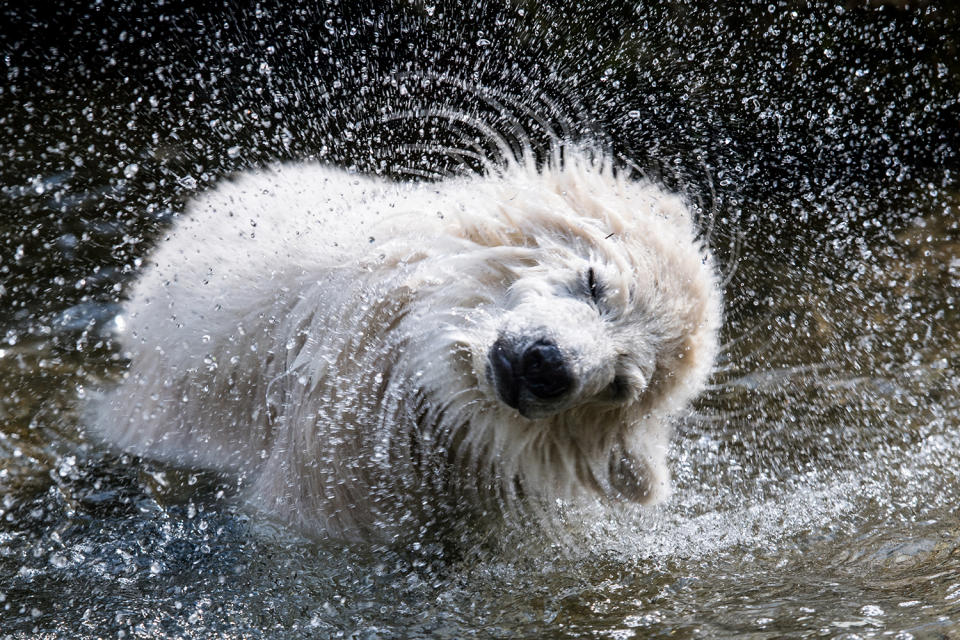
91 151 721 541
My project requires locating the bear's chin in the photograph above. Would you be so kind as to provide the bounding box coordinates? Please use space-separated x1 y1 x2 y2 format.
608 449 667 504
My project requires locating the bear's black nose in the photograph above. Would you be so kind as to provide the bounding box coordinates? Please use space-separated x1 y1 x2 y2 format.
519 339 572 399
488 336 573 412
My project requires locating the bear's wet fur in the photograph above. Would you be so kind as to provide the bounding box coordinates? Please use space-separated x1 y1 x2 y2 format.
91 150 721 542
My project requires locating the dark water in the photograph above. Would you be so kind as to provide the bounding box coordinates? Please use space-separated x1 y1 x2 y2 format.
2 1 960 637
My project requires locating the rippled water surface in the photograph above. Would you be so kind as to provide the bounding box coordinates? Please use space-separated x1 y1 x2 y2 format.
2 1 960 638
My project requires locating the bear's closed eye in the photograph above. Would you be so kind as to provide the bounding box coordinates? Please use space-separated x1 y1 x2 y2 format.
585 267 604 305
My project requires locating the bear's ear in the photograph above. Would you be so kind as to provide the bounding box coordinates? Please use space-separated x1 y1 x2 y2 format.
607 441 672 505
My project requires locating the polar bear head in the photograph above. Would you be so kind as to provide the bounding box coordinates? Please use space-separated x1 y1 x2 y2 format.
390 155 721 515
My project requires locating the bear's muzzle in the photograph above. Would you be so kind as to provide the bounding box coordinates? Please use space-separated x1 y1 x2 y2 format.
487 335 574 418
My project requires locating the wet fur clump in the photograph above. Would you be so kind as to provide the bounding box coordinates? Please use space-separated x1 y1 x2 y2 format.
90 149 721 542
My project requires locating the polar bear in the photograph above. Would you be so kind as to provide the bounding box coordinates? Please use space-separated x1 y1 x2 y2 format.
91 149 721 542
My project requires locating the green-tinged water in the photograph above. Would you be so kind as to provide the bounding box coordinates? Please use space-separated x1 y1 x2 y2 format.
2 1 960 637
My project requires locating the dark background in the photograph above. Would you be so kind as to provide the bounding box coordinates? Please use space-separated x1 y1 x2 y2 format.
2 0 959 326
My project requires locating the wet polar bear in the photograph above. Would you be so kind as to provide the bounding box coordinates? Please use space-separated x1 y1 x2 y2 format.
92 150 721 542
